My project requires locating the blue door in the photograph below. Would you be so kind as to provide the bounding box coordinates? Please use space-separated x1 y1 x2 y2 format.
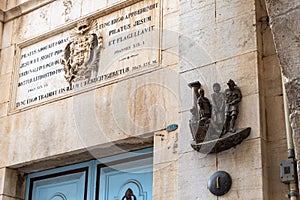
26 148 153 200
26 162 91 200
96 151 153 200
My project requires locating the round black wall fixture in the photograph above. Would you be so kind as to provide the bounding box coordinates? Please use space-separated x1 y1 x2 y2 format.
207 171 232 196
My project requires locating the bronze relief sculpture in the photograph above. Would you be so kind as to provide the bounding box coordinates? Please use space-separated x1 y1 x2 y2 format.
188 80 251 153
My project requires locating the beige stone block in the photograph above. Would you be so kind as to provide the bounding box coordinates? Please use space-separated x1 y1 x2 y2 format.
17 0 29 4
162 28 179 51
180 52 259 112
0 168 4 194
0 23 3 49
153 161 178 200
265 96 286 141
263 54 282 97
0 118 9 168
217 139 264 200
179 24 217 72
263 27 277 57
178 151 217 200
0 73 11 104
161 48 178 67
6 0 17 10
92 68 179 144
255 0 268 20
2 168 25 199
237 94 261 140
107 0 124 7
81 0 106 17
0 1 5 10
1 21 13 49
0 46 15 75
7 98 84 166
180 0 215 31
0 195 20 200
12 10 50 43
154 130 178 165
178 111 197 155
216 0 255 23
162 11 179 51
48 0 82 29
215 14 257 62
0 103 8 118
163 0 178 16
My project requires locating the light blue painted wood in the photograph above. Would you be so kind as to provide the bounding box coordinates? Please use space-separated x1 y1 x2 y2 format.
26 148 153 200
97 148 153 200
26 162 93 200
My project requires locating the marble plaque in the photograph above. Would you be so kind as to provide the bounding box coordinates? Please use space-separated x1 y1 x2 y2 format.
14 0 161 110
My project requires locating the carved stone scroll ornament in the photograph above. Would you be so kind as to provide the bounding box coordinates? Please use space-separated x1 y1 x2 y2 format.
61 19 103 87
188 80 251 154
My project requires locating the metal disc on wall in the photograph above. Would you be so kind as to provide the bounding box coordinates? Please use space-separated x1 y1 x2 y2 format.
207 171 232 196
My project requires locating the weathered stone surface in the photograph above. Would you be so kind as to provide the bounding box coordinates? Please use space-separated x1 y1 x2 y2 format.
267 8 300 80
265 0 300 18
180 0 215 32
0 73 12 104
6 0 17 10
163 0 178 16
266 140 289 199
0 195 20 200
285 79 300 112
12 10 50 43
291 111 300 159
217 139 264 200
1 21 13 49
216 0 255 23
153 161 178 200
0 118 9 168
265 96 286 141
178 151 217 200
262 28 277 57
0 168 4 194
81 0 106 16
0 46 15 75
0 103 8 118
0 1 5 10
1 168 25 199
7 67 178 166
265 6 300 193
263 54 282 97
179 13 257 72
154 130 178 165
48 0 82 28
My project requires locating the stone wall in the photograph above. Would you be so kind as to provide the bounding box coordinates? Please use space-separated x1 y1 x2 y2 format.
264 0 300 190
0 0 292 199
0 0 179 199
178 0 288 199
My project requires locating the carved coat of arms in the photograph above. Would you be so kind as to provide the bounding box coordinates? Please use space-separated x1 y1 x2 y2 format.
61 19 103 86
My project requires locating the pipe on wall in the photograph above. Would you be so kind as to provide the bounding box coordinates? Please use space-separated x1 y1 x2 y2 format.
282 75 298 200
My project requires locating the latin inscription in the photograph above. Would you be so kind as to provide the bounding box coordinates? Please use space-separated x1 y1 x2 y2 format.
15 0 160 109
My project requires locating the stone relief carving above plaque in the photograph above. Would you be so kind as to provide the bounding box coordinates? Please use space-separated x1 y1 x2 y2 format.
61 19 103 86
